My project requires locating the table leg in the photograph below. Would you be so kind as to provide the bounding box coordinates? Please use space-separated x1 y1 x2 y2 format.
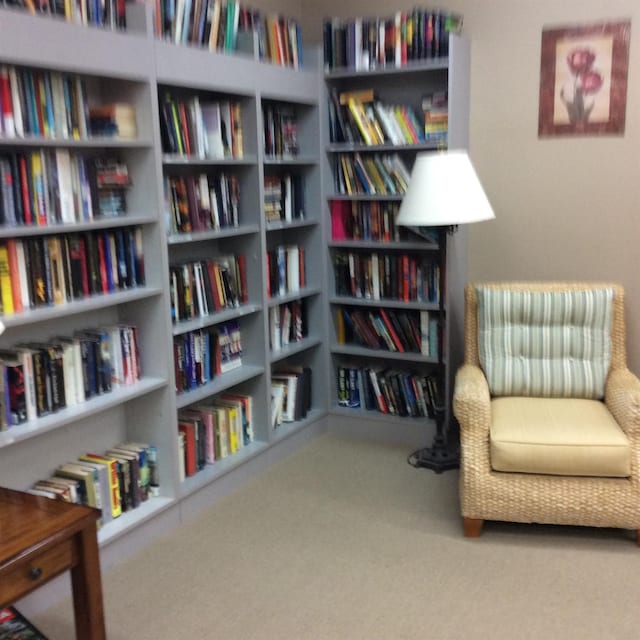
70 525 106 640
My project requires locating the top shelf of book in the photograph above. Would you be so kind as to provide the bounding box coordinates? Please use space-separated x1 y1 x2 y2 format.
322 10 463 75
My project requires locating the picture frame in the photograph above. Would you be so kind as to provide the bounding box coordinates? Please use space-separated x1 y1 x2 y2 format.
538 20 631 137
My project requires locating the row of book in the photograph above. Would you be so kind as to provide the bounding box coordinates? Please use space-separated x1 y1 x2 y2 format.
266 245 305 299
0 228 145 315
169 254 247 323
337 365 443 418
263 173 305 224
336 306 439 357
0 150 131 227
178 392 253 477
269 300 305 352
2 0 128 30
334 152 410 197
271 365 311 427
323 9 463 71
173 320 242 393
165 172 240 234
0 324 141 429
330 199 401 243
329 87 426 147
0 65 135 140
29 443 158 527
154 0 303 69
263 104 298 157
159 93 243 159
334 251 441 304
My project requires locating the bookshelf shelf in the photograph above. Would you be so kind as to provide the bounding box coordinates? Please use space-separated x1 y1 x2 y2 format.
326 142 441 153
0 376 167 449
162 155 258 167
327 194 405 202
167 224 260 245
97 495 175 546
171 304 262 336
330 344 439 364
271 407 326 442
269 337 322 363
0 216 158 239
178 440 268 499
0 287 164 329
324 58 451 80
328 240 438 251
330 296 440 311
0 136 154 149
265 219 317 232
174 364 265 410
263 155 319 166
267 287 322 307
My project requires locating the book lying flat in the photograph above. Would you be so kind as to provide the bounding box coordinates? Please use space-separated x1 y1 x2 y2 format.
0 606 48 639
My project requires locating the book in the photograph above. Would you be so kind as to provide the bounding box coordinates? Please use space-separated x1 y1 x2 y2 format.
0 607 48 639
78 453 122 518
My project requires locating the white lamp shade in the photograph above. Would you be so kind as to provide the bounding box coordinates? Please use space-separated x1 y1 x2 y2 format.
396 150 495 227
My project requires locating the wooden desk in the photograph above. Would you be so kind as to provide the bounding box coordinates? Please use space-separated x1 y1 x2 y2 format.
0 487 106 639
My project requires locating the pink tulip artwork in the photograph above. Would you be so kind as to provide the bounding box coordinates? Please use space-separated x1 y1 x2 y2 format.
538 21 630 137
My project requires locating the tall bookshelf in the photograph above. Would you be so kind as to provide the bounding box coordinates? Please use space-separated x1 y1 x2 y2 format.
0 4 327 558
322 29 470 443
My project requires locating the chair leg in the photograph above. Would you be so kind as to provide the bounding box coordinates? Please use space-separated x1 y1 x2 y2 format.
463 517 484 538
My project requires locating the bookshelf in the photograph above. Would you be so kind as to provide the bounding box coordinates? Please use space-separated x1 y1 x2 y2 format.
0 4 328 559
322 27 470 442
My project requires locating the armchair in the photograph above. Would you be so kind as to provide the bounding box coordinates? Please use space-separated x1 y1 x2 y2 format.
453 282 640 543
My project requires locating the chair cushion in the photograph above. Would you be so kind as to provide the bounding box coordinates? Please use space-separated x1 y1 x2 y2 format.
490 397 631 477
477 287 613 399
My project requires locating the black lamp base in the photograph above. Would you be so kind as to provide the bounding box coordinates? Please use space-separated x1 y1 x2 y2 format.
409 437 459 473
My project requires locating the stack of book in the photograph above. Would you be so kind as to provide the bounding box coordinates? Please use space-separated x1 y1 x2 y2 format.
266 245 305 298
28 442 157 525
173 319 242 393
88 103 137 139
0 324 141 430
335 152 410 196
263 174 305 223
169 254 248 322
269 300 305 352
337 365 442 417
0 229 145 315
271 366 311 426
160 94 243 159
329 88 425 147
323 8 462 71
166 172 240 233
177 393 253 477
333 251 440 303
154 0 303 69
330 200 401 243
263 104 298 157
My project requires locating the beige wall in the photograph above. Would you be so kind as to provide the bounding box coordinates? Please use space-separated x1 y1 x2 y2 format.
301 0 640 373
251 0 301 19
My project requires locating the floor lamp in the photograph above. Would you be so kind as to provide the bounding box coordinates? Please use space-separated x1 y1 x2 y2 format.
395 150 495 472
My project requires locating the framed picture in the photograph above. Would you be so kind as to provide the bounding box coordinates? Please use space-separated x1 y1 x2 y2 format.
538 20 631 137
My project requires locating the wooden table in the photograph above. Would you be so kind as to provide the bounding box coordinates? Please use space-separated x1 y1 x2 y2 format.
0 487 106 639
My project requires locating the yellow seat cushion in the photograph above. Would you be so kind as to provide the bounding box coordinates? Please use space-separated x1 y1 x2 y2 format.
490 397 631 477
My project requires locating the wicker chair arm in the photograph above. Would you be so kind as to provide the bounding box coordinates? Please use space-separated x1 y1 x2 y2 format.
453 364 491 438
605 368 640 439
